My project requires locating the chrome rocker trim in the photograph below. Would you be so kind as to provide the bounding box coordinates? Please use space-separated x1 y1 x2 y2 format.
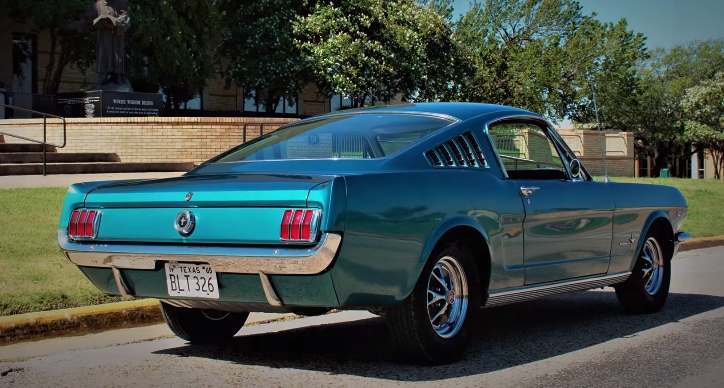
57 230 342 276
486 272 631 307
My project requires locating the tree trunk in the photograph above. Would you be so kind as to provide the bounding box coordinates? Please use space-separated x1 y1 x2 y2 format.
652 152 668 178
47 50 71 95
710 149 722 180
265 95 281 114
42 31 58 95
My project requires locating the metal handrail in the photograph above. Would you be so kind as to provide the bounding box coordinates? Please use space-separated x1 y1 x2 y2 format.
0 103 67 176
241 122 289 143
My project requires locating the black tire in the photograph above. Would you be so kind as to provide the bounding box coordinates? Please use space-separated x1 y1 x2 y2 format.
160 302 249 344
615 232 671 314
385 241 482 365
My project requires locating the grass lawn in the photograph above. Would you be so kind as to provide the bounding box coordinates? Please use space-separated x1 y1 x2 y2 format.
0 188 122 316
607 177 724 238
0 177 722 316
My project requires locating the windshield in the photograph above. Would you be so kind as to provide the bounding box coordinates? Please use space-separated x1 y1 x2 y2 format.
209 113 454 163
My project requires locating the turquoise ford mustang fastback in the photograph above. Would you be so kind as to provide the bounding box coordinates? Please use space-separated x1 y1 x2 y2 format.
58 102 690 364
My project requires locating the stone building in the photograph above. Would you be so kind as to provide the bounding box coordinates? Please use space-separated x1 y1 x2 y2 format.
0 10 356 118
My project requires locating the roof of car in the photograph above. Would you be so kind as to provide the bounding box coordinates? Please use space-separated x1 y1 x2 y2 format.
316 102 537 122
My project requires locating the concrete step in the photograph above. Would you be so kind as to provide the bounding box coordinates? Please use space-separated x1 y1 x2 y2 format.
0 153 120 164
0 162 195 176
0 143 56 153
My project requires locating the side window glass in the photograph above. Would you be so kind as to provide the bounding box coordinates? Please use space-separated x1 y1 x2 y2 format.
488 122 567 180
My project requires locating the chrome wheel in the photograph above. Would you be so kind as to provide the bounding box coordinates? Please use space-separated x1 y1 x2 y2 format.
641 237 664 295
427 256 469 338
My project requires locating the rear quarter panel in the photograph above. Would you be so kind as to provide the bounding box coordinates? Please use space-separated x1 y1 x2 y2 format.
331 169 526 307
607 182 688 273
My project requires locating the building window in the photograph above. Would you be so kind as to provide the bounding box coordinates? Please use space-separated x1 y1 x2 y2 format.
161 89 202 110
243 89 298 114
330 94 353 112
180 94 201 110
638 157 650 178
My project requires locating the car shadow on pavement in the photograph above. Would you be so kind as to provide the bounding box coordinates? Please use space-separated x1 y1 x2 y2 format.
153 290 724 382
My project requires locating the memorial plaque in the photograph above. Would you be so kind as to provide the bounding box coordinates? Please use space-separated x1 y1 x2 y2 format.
56 91 164 118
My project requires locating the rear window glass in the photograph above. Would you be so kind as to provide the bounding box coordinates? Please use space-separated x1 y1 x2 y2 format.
210 113 453 163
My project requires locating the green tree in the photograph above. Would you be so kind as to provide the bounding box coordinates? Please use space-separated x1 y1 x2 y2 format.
683 72 724 178
216 0 310 113
633 40 724 177
125 0 221 109
6 0 95 94
295 0 462 107
454 0 646 122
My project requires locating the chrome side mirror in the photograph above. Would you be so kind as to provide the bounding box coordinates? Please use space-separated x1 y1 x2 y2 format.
570 159 581 179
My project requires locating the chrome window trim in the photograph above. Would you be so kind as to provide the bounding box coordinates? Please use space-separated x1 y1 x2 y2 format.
58 230 342 275
482 115 583 181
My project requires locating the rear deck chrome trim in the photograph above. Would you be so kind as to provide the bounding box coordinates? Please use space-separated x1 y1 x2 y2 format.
486 272 631 307
58 230 341 275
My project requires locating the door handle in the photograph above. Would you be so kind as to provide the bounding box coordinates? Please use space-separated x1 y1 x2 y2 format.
520 186 540 204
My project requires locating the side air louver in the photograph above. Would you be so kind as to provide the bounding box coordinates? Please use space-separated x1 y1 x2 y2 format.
426 150 443 166
446 140 467 166
464 132 487 166
437 145 455 166
425 131 487 168
455 135 477 167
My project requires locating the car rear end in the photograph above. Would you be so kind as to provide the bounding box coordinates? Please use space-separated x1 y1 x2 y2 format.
58 173 347 312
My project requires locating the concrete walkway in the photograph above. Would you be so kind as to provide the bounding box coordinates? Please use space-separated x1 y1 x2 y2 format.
0 172 185 189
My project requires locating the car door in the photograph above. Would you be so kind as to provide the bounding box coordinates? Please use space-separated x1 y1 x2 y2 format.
487 119 615 285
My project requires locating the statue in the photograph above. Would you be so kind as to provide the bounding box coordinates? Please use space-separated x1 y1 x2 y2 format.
71 0 133 92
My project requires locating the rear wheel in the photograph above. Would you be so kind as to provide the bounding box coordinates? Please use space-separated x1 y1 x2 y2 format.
160 302 249 344
385 242 482 364
615 232 671 313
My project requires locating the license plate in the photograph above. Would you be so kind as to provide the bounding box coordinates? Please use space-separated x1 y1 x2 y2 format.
165 261 220 299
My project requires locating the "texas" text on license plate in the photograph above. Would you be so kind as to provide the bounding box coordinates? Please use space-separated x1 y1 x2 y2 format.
164 261 220 299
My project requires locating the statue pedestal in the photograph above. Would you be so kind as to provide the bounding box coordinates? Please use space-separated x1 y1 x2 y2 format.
56 91 164 118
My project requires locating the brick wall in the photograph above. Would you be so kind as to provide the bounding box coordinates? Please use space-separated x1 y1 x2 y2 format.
298 84 326 117
558 129 634 177
0 117 297 164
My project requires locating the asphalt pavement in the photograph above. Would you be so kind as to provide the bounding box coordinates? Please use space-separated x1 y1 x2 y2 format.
1 246 723 387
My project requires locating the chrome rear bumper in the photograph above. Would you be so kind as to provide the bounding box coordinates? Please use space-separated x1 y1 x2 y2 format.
57 230 342 275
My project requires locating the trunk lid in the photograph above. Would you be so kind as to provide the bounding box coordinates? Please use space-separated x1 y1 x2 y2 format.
81 173 337 245
84 173 333 208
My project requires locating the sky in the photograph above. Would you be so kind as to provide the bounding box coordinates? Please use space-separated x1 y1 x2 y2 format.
451 0 724 49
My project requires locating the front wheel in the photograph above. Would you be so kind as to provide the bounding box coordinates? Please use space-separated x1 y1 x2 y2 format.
160 302 249 344
615 233 671 313
385 242 482 364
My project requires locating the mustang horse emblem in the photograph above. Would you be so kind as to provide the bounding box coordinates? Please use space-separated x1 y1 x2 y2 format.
174 210 196 237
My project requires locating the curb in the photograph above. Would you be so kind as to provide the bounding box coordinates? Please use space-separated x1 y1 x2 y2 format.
1 237 722 345
0 299 163 345
679 236 724 252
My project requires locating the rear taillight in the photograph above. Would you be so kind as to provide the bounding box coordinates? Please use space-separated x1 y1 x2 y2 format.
68 209 101 240
280 209 320 242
